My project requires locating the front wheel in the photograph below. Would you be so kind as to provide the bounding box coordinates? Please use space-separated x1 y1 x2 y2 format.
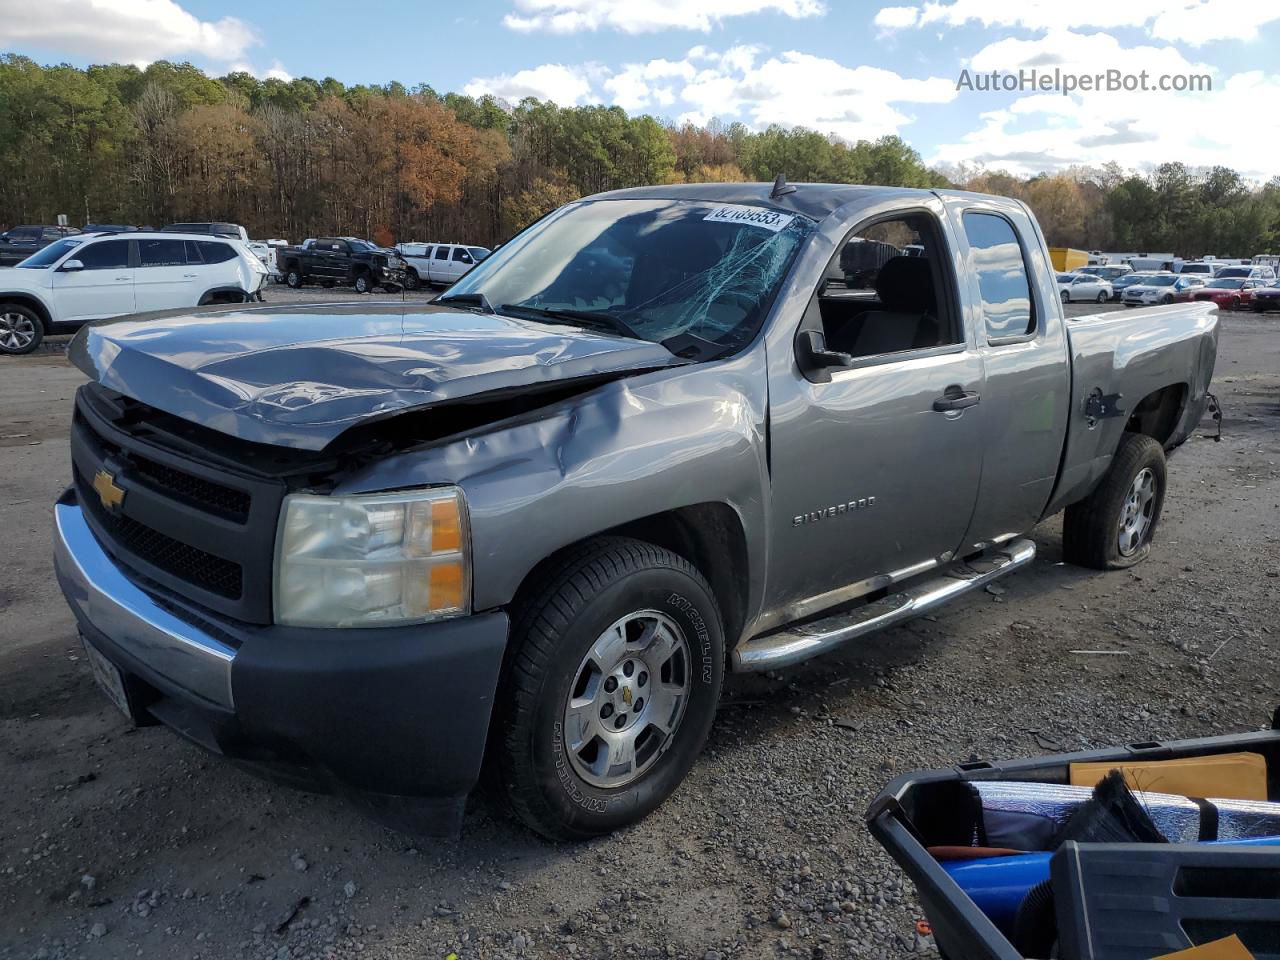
0 303 43 355
1231 296 1241 311
353 272 372 294
1161 294 1174 305
1062 433 1167 570
1061 290 1071 304
403 269 420 291
498 537 724 841
285 269 302 289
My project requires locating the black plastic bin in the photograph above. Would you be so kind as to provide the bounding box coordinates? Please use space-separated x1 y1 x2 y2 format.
866 708 1280 960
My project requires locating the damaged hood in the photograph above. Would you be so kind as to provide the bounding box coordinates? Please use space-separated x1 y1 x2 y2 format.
69 302 683 450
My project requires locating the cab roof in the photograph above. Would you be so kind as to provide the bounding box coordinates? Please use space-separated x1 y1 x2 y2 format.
584 182 1020 223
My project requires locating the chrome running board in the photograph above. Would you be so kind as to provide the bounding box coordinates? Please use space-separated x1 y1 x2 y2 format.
732 538 1037 672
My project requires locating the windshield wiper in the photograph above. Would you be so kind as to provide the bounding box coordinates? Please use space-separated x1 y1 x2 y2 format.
435 292 495 314
499 303 645 341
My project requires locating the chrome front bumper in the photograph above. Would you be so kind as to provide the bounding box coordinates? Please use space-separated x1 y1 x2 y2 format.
53 501 236 709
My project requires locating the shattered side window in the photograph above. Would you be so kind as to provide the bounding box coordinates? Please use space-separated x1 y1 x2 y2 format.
445 199 816 357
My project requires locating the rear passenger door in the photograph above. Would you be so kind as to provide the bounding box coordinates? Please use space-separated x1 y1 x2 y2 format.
942 199 1071 549
433 244 454 283
134 237 197 312
764 199 986 613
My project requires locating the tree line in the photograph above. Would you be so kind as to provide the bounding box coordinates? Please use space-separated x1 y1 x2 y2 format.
1 54 1277 256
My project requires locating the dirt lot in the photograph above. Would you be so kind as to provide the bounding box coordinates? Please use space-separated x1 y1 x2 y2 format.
1 299 1278 960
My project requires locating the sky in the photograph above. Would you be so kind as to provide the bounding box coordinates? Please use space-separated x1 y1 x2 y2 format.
2 0 1279 180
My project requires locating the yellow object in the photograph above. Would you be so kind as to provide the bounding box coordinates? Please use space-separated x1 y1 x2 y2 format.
1154 934 1254 959
1069 752 1268 802
1049 246 1089 272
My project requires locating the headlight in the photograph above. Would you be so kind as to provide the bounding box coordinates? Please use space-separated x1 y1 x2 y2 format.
274 487 470 627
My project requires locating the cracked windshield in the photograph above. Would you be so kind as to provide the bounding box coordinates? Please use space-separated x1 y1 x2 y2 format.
443 198 815 357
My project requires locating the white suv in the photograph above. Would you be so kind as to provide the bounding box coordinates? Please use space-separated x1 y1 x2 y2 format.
0 232 268 355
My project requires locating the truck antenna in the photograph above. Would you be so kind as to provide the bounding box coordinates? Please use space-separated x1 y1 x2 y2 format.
770 173 796 200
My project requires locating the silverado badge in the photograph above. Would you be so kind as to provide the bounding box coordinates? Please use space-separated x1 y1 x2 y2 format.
92 469 126 512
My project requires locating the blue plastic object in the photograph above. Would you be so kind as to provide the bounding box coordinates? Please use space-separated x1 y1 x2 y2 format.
942 835 1280 935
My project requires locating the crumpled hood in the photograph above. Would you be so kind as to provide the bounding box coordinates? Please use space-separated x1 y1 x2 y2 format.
69 302 682 450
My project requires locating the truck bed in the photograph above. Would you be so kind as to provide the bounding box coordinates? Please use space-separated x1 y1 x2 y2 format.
1047 301 1219 515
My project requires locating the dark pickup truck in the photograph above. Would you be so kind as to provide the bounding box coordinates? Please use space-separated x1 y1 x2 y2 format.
0 225 80 267
278 237 407 293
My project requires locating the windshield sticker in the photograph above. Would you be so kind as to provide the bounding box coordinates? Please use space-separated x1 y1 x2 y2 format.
703 205 795 233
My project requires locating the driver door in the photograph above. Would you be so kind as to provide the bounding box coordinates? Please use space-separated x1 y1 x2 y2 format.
764 202 985 615
53 238 135 323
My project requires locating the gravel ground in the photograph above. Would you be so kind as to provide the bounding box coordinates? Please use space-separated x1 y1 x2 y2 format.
1 302 1277 960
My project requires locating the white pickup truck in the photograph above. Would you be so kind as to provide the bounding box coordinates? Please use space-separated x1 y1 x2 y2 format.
395 242 491 289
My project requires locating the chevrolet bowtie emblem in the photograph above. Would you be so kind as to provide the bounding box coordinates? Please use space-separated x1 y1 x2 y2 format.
92 469 126 512
622 686 633 706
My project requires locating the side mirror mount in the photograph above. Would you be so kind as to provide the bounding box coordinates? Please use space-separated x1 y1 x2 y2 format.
795 328 853 383
60 259 84 272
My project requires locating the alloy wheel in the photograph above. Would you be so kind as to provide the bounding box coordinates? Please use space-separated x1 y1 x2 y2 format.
0 311 36 352
562 610 692 789
1118 467 1157 556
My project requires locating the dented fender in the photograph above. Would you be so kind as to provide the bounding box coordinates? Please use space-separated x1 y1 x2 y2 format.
334 349 773 621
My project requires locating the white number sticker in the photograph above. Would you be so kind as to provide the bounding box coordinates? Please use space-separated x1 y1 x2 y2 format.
703 205 796 233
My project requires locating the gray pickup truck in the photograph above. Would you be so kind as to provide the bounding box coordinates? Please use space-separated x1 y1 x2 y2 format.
55 183 1218 840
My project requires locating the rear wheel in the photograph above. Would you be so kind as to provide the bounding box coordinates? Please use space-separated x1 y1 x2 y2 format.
1062 433 1167 570
498 537 724 841
0 303 43 355
1060 290 1071 304
1096 291 1107 303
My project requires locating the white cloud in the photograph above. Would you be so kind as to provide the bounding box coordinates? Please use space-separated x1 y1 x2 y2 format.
604 58 697 110
464 63 601 106
466 45 956 142
502 0 825 34
873 6 920 29
931 30 1280 178
228 59 293 82
875 0 1280 46
0 0 260 65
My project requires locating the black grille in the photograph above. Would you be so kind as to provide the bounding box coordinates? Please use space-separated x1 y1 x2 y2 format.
71 386 287 624
130 453 251 521
76 469 243 598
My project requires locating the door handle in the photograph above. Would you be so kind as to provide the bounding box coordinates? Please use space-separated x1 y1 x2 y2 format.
115 276 131 281
183 273 197 278
932 388 981 412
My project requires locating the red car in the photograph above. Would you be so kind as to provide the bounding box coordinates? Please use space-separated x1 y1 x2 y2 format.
1178 277 1263 310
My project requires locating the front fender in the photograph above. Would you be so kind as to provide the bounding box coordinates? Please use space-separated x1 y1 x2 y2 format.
334 349 772 622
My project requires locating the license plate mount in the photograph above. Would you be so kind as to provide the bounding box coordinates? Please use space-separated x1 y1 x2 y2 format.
81 635 135 721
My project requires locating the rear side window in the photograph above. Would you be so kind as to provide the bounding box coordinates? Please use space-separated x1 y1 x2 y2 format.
195 240 236 264
138 238 187 267
963 212 1035 340
435 246 450 261
76 239 130 270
